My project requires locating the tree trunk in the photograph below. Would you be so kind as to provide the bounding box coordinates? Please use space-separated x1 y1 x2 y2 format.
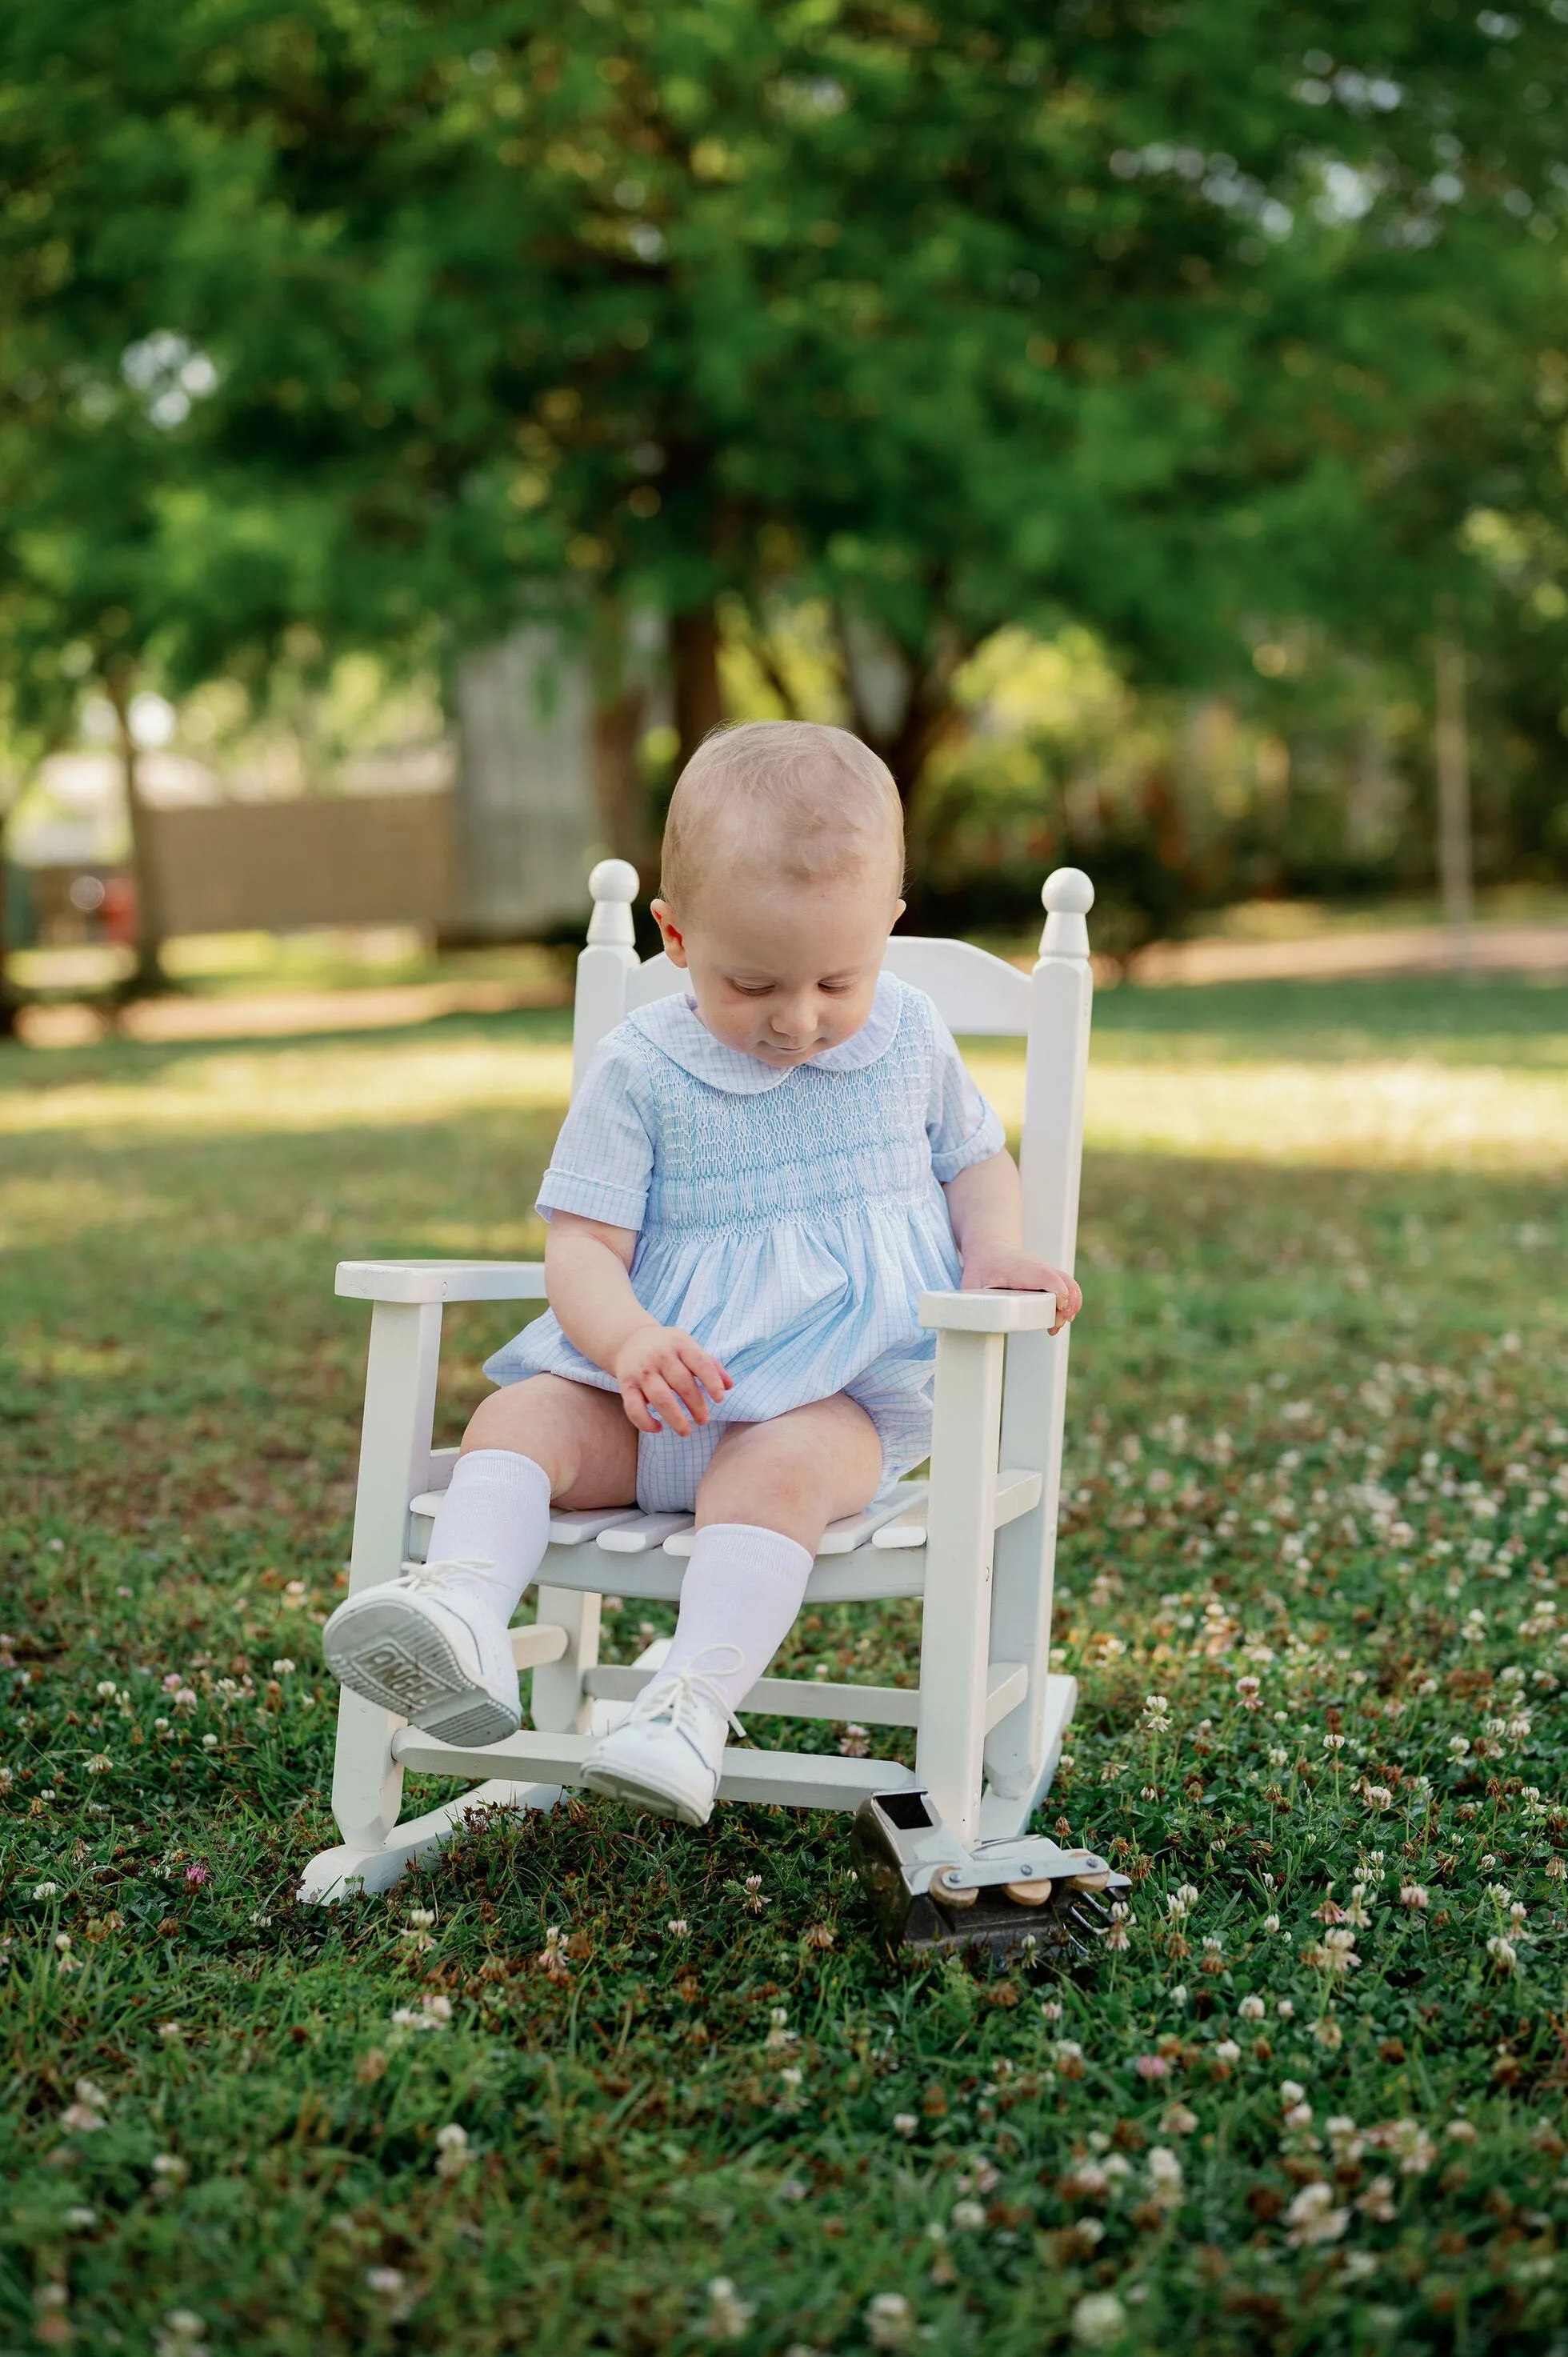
593 684 651 878
882 666 965 806
0 867 18 1038
1434 622 1473 970
672 606 723 774
105 664 169 997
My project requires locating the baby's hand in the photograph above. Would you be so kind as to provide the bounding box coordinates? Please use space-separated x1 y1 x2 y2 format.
614 1323 733 1438
959 1244 1083 1335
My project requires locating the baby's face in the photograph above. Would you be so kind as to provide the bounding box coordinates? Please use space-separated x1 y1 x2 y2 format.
652 869 903 1068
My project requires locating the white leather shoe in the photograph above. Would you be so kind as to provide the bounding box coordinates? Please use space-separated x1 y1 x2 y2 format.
581 1647 744 1827
322 1564 521 1747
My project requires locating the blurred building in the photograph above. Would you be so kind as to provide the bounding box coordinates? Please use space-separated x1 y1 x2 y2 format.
4 626 599 950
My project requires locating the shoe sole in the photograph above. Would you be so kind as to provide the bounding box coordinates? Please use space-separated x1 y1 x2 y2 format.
580 1757 713 1827
323 1599 520 1748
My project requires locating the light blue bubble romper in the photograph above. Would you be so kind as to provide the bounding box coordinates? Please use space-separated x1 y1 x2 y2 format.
484 973 1005 1511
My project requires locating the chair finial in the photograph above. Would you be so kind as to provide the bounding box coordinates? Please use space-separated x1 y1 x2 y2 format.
586 858 640 948
1039 866 1094 959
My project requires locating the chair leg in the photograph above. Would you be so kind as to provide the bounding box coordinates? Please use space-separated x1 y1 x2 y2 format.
978 1672 1078 1841
915 1327 1006 1847
528 1577 602 1732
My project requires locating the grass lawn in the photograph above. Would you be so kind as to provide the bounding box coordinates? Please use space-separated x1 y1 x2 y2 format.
2 972 1567 2355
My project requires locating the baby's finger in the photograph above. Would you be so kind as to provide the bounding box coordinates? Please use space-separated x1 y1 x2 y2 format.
658 1355 711 1426
619 1381 660 1436
679 1340 733 1399
642 1371 694 1438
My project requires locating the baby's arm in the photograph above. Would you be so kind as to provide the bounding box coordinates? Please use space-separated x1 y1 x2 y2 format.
942 1151 1083 1335
545 1211 731 1436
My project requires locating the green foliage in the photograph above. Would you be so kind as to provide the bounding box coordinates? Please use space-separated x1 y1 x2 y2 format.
2 0 1566 782
3 982 1568 2348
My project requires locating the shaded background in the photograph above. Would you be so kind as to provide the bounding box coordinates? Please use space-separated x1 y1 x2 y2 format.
2 0 1568 1008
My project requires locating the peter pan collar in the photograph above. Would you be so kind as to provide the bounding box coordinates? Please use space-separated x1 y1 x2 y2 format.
627 970 907 1094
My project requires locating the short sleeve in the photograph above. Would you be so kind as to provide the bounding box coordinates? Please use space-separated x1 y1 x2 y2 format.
535 1040 656 1231
926 1010 1006 1183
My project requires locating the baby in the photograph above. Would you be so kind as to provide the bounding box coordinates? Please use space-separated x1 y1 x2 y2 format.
322 721 1082 1825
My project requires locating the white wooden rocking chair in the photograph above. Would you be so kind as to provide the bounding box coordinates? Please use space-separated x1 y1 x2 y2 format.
299 862 1098 1905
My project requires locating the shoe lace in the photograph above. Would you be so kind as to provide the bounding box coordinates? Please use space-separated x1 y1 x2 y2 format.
629 1643 748 1742
398 1558 494 1592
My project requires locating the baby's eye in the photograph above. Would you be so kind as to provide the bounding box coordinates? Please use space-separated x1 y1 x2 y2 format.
729 982 774 997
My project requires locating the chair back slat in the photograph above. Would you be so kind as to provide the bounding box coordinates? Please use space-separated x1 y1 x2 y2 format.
880 938 1029 1036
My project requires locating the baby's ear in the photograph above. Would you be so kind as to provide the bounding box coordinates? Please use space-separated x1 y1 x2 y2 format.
650 898 689 966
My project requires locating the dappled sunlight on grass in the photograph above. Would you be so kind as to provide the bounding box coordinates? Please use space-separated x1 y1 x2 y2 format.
2 972 1567 2351
972 1052 1568 1174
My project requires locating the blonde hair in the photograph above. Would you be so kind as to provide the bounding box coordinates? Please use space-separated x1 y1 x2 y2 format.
659 720 904 910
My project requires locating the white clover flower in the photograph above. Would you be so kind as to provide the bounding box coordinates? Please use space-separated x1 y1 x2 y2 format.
950 2199 986 2231
892 2113 918 2138
1239 1994 1266 2021
32 1883 59 1900
1071 2293 1127 2347
1279 2079 1306 2106
866 2291 913 2349
1488 1935 1519 1972
1146 2145 1184 2203
365 2268 405 2297
271 1659 295 1675
1286 2182 1348 2246
1213 2039 1241 2064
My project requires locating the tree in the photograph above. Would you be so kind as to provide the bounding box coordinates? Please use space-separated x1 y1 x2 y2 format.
3 0 1565 842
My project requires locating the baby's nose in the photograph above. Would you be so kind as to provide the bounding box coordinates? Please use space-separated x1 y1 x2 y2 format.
770 1001 818 1042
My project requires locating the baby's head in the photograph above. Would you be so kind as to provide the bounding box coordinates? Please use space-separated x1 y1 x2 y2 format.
652 720 906 1069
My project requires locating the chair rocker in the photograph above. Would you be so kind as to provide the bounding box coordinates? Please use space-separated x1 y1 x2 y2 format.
300 862 1104 1915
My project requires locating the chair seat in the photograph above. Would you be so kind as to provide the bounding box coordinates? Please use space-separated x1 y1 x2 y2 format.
532 1539 930 1607
406 1470 1042 1607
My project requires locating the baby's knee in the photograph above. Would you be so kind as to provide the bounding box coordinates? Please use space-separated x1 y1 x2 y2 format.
462 1375 602 1481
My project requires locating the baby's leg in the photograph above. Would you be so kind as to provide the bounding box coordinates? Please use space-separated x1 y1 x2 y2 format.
322 1375 633 1746
582 1398 880 1823
464 1374 638 1506
422 1375 636 1618
694 1395 882 1549
666 1395 880 1704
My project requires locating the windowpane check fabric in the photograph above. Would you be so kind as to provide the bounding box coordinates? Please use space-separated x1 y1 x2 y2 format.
484 974 1005 1509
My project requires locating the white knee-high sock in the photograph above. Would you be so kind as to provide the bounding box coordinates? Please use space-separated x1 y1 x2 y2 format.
422 1449 552 1624
659 1523 814 1715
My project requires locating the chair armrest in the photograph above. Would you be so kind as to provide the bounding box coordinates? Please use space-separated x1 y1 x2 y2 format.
335 1260 549 1306
919 1288 1058 1335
